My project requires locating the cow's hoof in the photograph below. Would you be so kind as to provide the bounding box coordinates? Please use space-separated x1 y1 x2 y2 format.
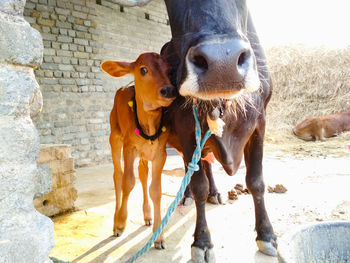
145 219 152 226
187 246 216 263
113 229 124 237
181 196 194 206
256 239 278 256
207 193 222 205
154 241 166 250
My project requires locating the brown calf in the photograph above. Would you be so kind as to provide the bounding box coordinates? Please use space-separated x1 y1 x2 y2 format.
293 112 350 141
101 53 176 249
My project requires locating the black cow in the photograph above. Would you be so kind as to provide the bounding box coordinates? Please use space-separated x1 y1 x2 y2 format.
161 0 277 262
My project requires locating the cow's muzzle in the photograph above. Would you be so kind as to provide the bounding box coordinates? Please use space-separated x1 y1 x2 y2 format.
180 39 260 100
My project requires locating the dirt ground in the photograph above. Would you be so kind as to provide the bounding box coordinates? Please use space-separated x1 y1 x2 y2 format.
49 131 350 263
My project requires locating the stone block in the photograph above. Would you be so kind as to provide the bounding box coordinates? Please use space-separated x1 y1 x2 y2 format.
36 4 53 12
61 44 69 51
58 15 67 22
34 144 77 217
43 48 56 56
55 7 70 16
58 64 73 71
48 0 56 6
40 78 58 85
55 20 72 29
68 29 76 37
72 10 87 19
44 69 54 77
59 78 75 85
57 35 72 43
37 17 55 27
73 24 87 32
34 184 77 216
73 51 89 59
74 38 89 46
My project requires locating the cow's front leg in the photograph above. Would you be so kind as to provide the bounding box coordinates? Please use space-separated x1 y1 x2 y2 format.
244 126 277 256
188 163 215 263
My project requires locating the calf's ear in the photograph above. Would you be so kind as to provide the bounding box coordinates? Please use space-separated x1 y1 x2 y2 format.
101 61 135 77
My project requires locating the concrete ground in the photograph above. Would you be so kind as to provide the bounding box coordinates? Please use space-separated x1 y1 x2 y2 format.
50 149 350 263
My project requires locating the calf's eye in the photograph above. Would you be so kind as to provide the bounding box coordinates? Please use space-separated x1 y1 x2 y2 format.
140 67 148 75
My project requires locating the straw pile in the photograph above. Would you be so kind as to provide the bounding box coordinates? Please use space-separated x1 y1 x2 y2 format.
265 45 350 132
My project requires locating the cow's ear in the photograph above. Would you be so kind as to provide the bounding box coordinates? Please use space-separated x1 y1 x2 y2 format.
101 61 135 77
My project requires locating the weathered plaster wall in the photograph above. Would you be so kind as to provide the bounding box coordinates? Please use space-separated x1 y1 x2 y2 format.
0 0 54 262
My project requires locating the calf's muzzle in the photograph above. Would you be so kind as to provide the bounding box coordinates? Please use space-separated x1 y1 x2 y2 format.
160 86 177 98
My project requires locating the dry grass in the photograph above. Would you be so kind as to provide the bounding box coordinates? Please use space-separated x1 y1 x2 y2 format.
263 45 350 156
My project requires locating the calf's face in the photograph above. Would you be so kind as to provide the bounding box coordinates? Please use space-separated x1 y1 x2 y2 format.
165 0 260 100
101 53 176 109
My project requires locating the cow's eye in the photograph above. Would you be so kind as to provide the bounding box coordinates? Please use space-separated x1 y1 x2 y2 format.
140 67 148 75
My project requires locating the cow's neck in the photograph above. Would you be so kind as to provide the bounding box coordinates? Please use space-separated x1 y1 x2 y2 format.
135 96 162 136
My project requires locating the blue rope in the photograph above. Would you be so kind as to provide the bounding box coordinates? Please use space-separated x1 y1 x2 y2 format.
125 104 211 263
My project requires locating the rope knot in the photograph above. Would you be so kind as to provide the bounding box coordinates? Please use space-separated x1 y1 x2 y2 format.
187 162 199 172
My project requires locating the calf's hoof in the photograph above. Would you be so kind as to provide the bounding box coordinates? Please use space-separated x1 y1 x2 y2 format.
154 241 166 250
181 196 194 206
113 228 124 237
256 238 278 256
207 193 222 205
145 219 152 226
187 246 215 263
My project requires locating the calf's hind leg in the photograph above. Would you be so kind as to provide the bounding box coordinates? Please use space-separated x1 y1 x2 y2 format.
244 126 277 256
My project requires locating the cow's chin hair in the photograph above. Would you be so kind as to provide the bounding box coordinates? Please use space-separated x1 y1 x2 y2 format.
181 87 259 121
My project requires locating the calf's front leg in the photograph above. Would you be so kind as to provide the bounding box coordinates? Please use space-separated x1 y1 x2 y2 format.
138 159 152 226
114 146 137 237
150 151 166 249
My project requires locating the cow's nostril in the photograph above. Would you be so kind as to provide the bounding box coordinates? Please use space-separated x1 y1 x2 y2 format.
192 55 209 71
237 49 250 67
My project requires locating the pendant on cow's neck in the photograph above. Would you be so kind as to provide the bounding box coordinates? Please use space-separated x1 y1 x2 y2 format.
132 96 165 142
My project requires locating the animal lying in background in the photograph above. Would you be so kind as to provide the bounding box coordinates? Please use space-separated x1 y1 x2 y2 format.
101 52 177 249
293 112 350 141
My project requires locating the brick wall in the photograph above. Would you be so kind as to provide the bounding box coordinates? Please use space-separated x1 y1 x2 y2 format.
24 0 171 167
